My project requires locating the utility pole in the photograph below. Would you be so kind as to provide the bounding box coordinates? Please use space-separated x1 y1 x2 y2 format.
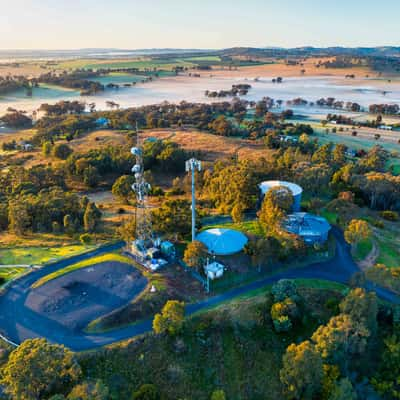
185 158 201 242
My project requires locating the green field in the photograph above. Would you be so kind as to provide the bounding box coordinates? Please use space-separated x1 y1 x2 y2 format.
353 238 373 262
79 59 195 71
181 56 221 62
0 267 26 282
0 244 96 266
91 72 146 85
376 235 400 267
32 252 132 288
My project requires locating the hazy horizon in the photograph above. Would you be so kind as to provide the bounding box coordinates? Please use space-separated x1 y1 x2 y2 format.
1 0 399 50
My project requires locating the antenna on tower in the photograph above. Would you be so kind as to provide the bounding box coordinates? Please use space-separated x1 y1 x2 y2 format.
130 122 154 261
185 158 201 242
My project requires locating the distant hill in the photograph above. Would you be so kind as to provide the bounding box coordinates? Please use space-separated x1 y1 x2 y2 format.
0 46 399 61
218 46 400 58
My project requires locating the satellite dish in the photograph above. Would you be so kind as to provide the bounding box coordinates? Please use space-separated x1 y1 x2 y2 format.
132 164 141 173
131 147 141 156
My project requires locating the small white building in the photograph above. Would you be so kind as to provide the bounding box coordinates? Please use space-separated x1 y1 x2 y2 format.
204 261 225 280
378 125 393 131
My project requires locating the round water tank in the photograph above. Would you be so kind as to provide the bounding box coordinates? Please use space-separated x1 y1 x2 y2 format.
196 228 248 256
259 180 303 212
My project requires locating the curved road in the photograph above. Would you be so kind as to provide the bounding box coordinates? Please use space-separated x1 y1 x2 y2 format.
0 230 398 351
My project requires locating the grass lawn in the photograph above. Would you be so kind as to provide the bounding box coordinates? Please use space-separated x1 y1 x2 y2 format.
32 253 132 288
0 244 96 266
320 209 338 225
376 236 400 267
353 238 373 262
79 282 341 400
0 267 26 283
202 219 264 236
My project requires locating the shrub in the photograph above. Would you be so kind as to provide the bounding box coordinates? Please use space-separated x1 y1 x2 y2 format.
80 233 92 245
271 279 299 302
380 210 399 221
211 389 226 400
132 384 160 400
53 143 73 160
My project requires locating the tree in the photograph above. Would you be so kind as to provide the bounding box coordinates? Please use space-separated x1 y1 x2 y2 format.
83 165 100 188
321 364 340 400
211 389 226 400
83 202 101 232
112 175 135 203
118 217 136 243
259 196 284 234
132 384 160 400
8 199 30 235
183 240 207 270
42 141 52 157
204 161 258 213
245 237 276 271
339 287 378 334
271 279 299 302
63 214 75 235
280 340 323 400
153 300 185 336
1 338 81 400
344 219 371 248
264 186 294 212
372 334 400 398
67 380 109 400
208 115 234 136
152 200 191 237
312 314 370 373
80 233 92 245
53 143 73 160
231 201 245 223
271 298 299 332
329 378 356 400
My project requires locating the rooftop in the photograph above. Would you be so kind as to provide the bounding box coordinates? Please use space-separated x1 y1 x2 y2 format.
196 228 248 256
259 180 303 196
283 212 331 237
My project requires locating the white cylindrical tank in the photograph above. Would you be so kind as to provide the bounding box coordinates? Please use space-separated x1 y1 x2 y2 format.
259 180 303 212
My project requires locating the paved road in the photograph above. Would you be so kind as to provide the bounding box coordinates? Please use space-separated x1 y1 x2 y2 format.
0 231 398 351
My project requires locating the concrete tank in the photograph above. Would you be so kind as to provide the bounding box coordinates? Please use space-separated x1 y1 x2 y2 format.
259 180 303 212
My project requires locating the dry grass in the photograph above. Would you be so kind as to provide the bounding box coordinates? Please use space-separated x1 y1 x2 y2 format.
0 62 45 78
0 128 35 148
69 129 129 152
208 57 374 79
0 231 78 248
142 129 272 163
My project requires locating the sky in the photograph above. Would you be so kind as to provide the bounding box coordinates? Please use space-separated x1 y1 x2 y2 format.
0 0 399 50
